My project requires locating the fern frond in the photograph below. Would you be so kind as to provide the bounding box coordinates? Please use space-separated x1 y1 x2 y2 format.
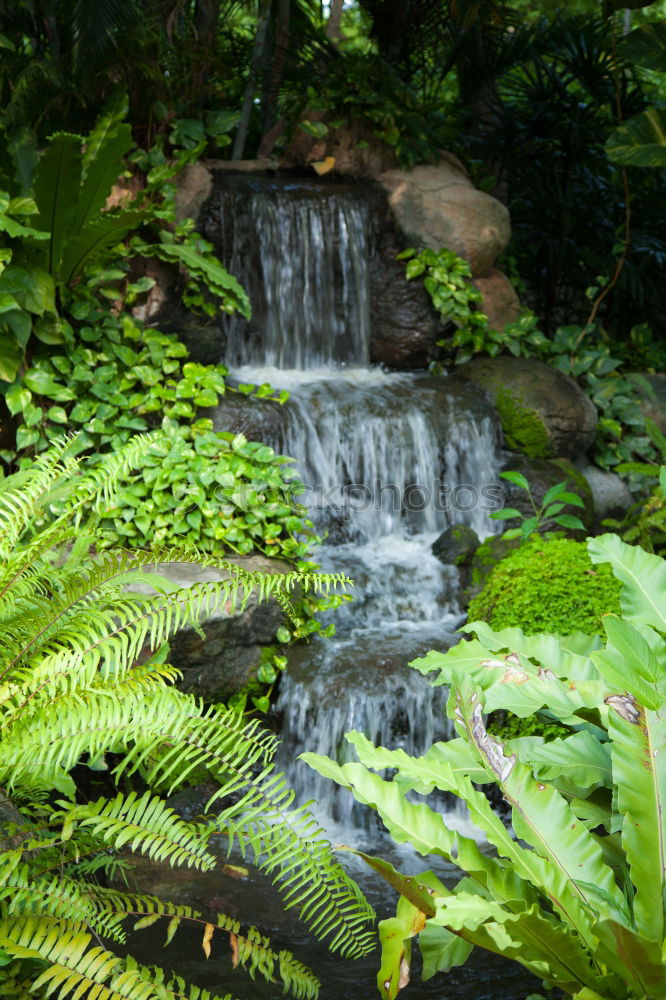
55 791 215 870
0 438 79 558
0 916 237 1000
0 437 371 994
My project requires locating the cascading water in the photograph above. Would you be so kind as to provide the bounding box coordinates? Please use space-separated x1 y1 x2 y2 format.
205 173 503 835
206 176 372 368
130 175 539 1000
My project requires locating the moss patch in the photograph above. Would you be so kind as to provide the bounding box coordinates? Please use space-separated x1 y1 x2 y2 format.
467 537 621 636
496 388 553 459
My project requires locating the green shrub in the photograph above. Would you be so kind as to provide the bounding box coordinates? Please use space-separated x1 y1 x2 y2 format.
467 537 621 636
305 534 666 999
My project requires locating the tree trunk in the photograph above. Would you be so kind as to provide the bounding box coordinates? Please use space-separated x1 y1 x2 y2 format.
260 0 291 139
326 0 344 42
232 0 272 160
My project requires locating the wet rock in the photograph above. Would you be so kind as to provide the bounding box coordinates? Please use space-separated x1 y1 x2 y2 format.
378 161 511 277
369 215 440 368
456 356 597 460
175 161 213 223
580 465 632 522
132 557 290 701
280 113 398 177
432 524 480 566
211 392 286 442
471 268 521 330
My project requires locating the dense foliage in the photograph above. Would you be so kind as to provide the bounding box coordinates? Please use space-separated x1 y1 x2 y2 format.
0 438 373 999
306 533 666 999
404 245 664 473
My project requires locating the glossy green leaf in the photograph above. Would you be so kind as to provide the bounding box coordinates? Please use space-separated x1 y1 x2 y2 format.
499 470 529 491
419 923 473 979
33 132 83 275
622 20 666 72
606 108 666 167
588 533 666 632
77 123 132 232
0 331 21 382
607 700 666 942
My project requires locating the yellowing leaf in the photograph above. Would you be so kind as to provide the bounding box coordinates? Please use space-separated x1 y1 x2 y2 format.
222 864 249 879
312 156 336 176
202 922 215 959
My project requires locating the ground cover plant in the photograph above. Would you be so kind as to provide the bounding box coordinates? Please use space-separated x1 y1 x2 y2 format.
0 436 374 999
305 530 666 999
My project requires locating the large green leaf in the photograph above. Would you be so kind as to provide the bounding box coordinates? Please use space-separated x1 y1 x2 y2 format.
593 918 666 996
607 699 666 943
303 752 533 904
0 330 22 382
452 683 629 929
415 638 603 723
419 923 473 980
83 90 129 172
506 731 612 794
141 241 251 318
464 623 602 681
606 108 666 167
32 133 83 276
377 895 423 1000
622 20 666 72
59 211 147 284
431 894 615 996
0 264 56 318
77 123 132 232
588 533 666 631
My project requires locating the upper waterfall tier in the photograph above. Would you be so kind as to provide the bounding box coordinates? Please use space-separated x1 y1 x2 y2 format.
202 175 374 369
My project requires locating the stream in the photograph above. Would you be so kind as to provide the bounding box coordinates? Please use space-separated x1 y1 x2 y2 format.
132 174 542 998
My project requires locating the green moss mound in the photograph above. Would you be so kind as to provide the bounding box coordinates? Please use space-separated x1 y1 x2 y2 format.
467 537 621 636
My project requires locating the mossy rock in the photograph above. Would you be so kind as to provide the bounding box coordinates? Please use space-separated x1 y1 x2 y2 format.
432 523 480 566
456 356 597 460
467 537 621 636
466 533 522 601
496 387 553 458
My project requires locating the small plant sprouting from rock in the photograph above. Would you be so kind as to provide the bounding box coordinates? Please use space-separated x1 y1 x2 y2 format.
491 470 586 543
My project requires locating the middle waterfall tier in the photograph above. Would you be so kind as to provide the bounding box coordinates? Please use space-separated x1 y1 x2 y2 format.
218 366 501 629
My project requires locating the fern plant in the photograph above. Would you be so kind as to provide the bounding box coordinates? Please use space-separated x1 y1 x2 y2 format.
0 435 375 1000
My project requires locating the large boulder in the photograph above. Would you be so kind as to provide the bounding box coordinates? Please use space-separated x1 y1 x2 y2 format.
369 215 440 368
378 160 511 278
456 356 597 460
472 268 521 329
580 465 632 523
132 557 290 701
431 524 480 566
211 392 286 442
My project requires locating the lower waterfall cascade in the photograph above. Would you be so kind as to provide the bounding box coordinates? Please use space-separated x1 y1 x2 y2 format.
127 172 542 1000
206 174 504 833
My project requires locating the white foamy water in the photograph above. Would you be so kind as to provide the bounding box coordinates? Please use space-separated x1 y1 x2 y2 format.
208 176 503 836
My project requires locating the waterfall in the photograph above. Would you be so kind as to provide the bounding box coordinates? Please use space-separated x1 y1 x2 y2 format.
205 175 373 368
209 174 502 835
